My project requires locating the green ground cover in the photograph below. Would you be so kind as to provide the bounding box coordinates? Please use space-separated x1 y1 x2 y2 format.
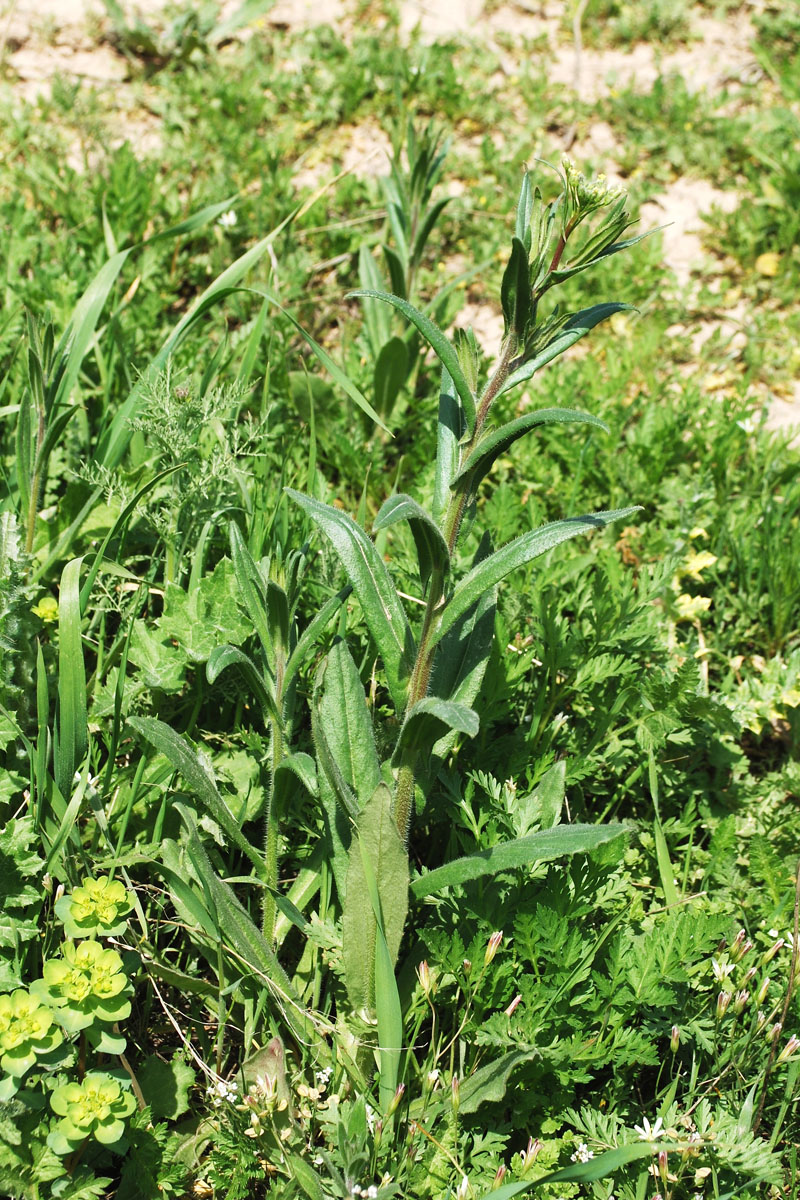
1 2 800 1197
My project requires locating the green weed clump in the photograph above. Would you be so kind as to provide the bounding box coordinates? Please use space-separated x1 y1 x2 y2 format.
1 9 800 1191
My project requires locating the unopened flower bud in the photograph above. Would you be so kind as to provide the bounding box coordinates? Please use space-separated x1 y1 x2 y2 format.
504 993 522 1017
778 1035 800 1064
520 1137 542 1170
670 1025 680 1053
484 931 503 966
387 1083 405 1117
451 1075 460 1113
756 1010 767 1031
456 1175 469 1200
716 991 731 1019
658 1150 669 1182
374 1119 383 1149
743 966 758 986
757 976 770 1005
729 930 747 961
417 960 431 995
493 1165 507 1187
733 989 749 1014
462 959 472 976
762 939 785 966
767 1021 783 1044
425 1068 440 1092
54 883 65 904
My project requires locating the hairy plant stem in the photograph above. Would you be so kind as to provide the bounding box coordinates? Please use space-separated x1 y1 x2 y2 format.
394 334 519 843
263 714 283 943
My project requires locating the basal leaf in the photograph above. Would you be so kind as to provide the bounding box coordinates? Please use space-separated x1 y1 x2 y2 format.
342 783 409 1012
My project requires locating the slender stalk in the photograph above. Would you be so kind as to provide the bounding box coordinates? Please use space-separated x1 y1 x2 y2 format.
262 714 283 943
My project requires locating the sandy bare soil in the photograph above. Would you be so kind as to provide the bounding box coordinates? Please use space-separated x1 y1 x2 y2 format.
0 0 794 434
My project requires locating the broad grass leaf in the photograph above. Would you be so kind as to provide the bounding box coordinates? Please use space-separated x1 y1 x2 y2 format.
431 509 641 648
56 557 87 798
286 489 415 711
410 822 630 898
479 1142 664 1198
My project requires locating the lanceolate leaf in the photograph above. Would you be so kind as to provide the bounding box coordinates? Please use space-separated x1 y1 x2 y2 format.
283 584 351 698
348 289 477 431
432 367 464 525
500 303 633 396
206 644 278 722
431 508 641 648
500 236 531 339
342 784 408 1013
394 697 479 762
286 490 415 711
373 493 450 588
410 822 630 897
316 641 381 811
459 1050 536 1115
129 716 264 875
478 1143 666 1199
452 408 609 494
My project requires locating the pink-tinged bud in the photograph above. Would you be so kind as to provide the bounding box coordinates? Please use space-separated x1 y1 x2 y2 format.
756 1010 767 1031
484 931 503 966
762 939 785 966
520 1138 542 1170
451 1075 460 1113
374 1119 383 1148
757 976 770 1005
493 1165 507 1188
387 1083 405 1117
658 1150 669 1182
733 989 749 1014
716 991 731 1019
730 930 747 961
417 961 431 995
777 1035 800 1064
743 966 758 986
741 940 754 958
670 1025 680 1053
504 994 522 1017
767 1021 783 1044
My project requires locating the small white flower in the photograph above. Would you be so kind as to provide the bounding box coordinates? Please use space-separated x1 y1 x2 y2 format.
570 1142 594 1163
365 1103 376 1133
455 1176 470 1199
633 1116 664 1141
217 209 238 228
711 957 734 982
316 1067 332 1085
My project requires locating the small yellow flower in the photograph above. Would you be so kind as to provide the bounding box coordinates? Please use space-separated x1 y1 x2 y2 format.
681 550 717 581
755 251 780 277
31 597 58 623
688 526 708 540
675 594 712 621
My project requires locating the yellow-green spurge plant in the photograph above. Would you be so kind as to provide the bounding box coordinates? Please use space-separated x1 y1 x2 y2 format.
128 159 665 1192
0 874 137 1164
